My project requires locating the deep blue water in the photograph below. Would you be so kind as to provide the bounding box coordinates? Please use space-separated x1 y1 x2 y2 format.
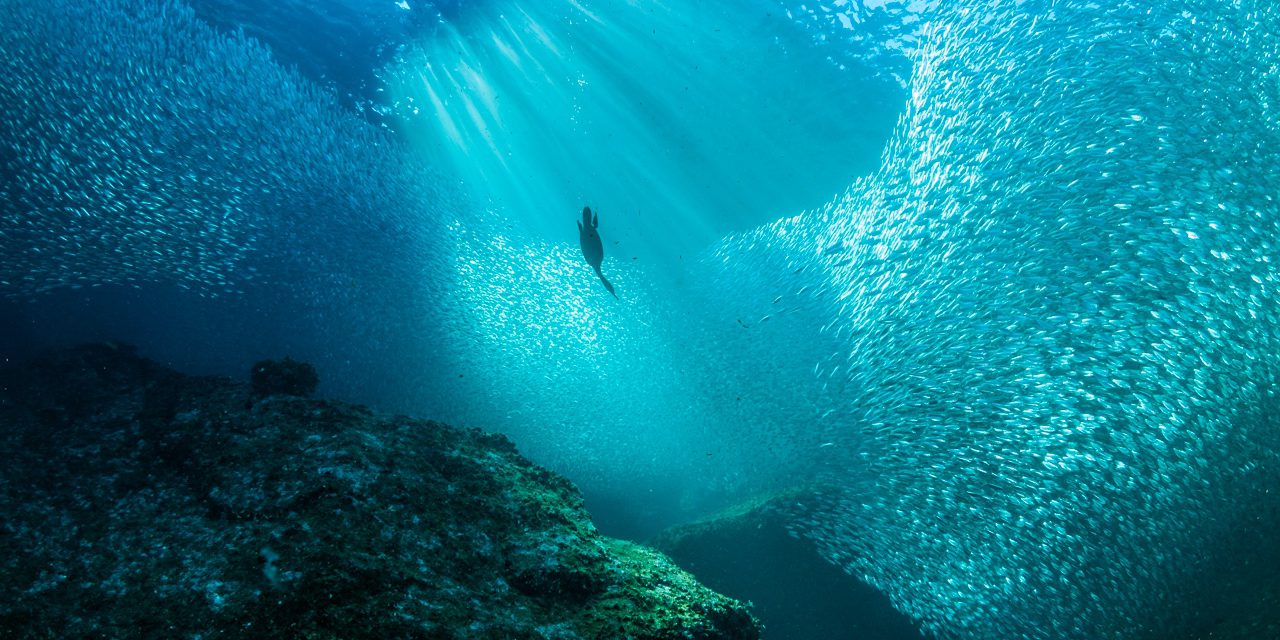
2 0 1279 638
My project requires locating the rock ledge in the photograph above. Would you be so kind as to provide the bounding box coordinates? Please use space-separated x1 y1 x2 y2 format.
0 344 760 639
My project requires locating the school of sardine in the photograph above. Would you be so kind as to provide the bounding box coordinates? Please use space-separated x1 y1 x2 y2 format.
0 0 449 299
2 0 1278 638
710 0 1279 637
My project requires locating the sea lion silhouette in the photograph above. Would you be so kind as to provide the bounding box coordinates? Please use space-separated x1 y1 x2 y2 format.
577 206 617 297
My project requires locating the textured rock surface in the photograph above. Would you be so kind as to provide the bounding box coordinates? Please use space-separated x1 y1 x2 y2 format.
0 344 760 639
652 490 929 640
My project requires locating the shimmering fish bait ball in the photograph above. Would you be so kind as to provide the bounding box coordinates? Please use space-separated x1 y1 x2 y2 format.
714 1 1280 638
0 0 441 297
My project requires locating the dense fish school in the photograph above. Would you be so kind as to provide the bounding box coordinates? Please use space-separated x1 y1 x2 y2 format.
2 0 1278 638
710 0 1279 638
0 0 447 298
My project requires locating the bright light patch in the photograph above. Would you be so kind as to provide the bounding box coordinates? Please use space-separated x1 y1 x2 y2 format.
378 0 900 270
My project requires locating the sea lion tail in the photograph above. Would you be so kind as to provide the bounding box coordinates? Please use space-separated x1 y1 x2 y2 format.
593 265 618 298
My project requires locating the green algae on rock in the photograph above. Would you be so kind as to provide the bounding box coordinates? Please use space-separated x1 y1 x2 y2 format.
0 344 760 639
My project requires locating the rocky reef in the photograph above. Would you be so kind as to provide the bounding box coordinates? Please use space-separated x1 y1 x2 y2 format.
0 344 760 639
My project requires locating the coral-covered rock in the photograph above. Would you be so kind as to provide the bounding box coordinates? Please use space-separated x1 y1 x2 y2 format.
0 344 760 639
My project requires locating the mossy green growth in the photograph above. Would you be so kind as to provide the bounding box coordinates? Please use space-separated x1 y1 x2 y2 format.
0 345 761 639
576 539 760 640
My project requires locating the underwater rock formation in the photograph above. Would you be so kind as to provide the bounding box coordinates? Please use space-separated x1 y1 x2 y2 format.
652 489 931 640
0 344 760 639
250 356 320 398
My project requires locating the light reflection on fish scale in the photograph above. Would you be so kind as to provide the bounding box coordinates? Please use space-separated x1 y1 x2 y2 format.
705 1 1280 638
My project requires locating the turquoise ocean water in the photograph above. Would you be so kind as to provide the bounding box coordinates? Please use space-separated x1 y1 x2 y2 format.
2 1 1278 638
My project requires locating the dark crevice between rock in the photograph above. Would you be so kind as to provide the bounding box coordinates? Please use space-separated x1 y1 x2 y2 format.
652 489 935 640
